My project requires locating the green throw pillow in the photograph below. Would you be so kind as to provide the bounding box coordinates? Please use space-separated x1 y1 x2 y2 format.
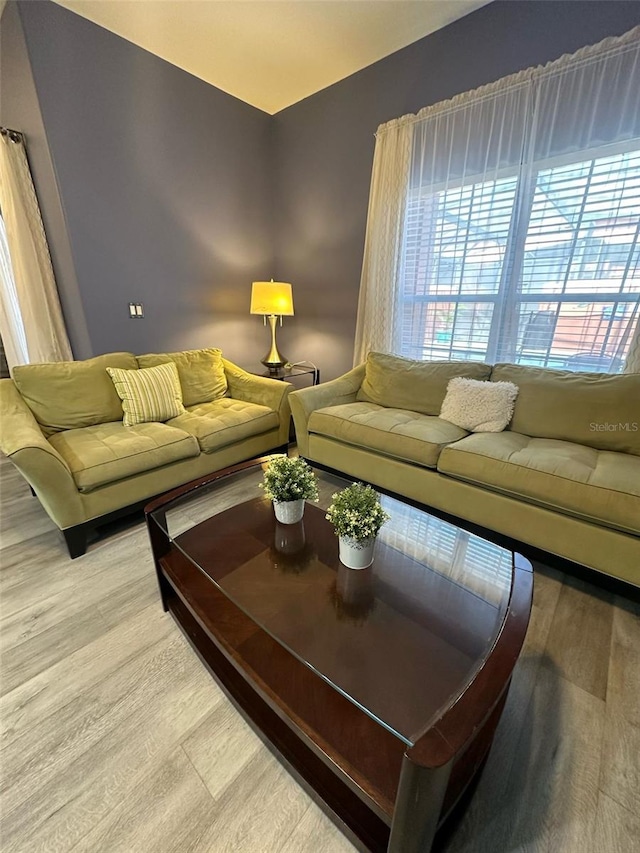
107 362 185 426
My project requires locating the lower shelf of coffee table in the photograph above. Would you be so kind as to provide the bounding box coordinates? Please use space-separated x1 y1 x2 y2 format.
161 550 402 851
159 547 506 852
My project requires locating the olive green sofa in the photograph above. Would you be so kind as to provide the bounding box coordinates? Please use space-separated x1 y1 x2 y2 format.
0 349 291 557
290 352 640 588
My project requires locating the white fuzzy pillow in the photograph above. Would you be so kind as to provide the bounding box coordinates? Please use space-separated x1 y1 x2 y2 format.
440 378 519 433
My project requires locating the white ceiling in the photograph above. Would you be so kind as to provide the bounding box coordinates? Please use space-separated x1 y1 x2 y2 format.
52 0 490 114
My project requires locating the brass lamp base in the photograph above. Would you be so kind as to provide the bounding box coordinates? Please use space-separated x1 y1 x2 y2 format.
261 315 287 375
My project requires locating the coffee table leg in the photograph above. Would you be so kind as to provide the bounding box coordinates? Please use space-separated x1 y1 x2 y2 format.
146 509 171 611
388 755 452 853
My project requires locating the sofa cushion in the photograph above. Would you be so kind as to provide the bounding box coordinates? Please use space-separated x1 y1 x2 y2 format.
491 363 640 456
49 421 199 492
107 363 185 426
167 398 279 453
308 402 468 469
12 352 137 436
438 432 640 535
357 352 491 416
137 348 227 406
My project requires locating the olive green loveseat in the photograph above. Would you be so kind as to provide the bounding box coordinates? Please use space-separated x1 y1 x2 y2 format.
0 349 291 557
290 353 640 588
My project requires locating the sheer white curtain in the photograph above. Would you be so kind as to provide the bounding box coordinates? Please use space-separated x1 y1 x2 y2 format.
353 118 413 364
531 29 640 375
354 26 640 372
0 130 72 368
0 213 28 367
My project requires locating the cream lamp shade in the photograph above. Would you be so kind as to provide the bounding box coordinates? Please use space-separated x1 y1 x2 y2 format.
250 281 294 316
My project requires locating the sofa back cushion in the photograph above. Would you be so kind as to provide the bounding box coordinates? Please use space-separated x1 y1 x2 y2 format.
12 352 137 436
491 363 640 455
137 348 227 407
356 352 492 416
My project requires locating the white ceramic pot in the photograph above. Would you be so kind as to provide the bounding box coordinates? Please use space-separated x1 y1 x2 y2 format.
273 499 305 524
338 535 375 570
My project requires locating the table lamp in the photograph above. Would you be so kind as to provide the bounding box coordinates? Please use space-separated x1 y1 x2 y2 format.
250 280 294 375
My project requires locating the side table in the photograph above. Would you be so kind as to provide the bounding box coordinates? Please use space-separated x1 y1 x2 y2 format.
258 364 320 386
249 363 320 443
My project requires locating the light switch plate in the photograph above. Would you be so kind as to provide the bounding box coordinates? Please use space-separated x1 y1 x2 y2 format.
128 302 144 318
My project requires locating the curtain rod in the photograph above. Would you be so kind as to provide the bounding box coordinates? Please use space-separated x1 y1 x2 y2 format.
0 127 24 143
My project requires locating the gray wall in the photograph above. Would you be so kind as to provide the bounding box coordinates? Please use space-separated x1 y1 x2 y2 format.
7 0 274 369
272 1 640 380
0 1 92 357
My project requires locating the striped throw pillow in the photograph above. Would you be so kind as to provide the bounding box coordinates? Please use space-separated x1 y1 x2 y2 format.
106 363 185 426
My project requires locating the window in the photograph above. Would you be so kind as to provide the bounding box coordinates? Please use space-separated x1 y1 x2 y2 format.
356 29 640 372
400 147 640 371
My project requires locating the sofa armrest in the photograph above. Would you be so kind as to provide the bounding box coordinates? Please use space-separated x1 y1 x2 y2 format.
290 365 366 457
0 379 84 528
0 379 68 466
223 360 292 446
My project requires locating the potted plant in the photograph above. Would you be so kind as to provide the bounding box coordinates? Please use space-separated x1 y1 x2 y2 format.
326 482 390 569
261 455 319 524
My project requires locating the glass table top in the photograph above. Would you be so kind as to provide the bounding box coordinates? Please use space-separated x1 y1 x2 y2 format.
151 459 514 745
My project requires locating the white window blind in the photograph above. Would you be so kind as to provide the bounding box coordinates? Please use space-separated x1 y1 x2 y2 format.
401 146 640 370
401 175 519 362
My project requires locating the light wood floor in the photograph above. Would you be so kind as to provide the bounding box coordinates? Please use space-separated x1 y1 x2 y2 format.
0 454 638 853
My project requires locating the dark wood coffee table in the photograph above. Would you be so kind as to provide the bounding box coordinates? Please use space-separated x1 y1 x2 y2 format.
146 457 532 853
